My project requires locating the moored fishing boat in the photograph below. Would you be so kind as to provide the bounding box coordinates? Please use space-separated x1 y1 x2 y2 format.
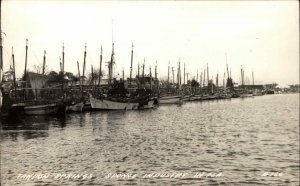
90 88 156 110
90 95 139 110
24 102 58 115
90 43 156 110
159 95 182 104
253 89 263 96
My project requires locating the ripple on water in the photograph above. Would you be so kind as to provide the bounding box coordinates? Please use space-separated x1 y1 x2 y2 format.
0 94 299 185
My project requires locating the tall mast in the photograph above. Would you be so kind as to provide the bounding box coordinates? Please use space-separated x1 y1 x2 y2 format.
62 43 65 74
122 67 124 81
24 39 28 80
178 59 181 86
186 72 190 90
142 58 145 79
252 71 254 86
203 68 206 87
59 57 62 72
226 64 229 80
240 66 243 87
216 73 218 87
171 67 175 85
207 63 209 85
177 62 179 86
167 61 170 83
137 62 140 78
77 61 82 92
241 65 244 88
223 72 225 90
225 53 230 79
129 43 133 87
155 61 158 93
197 69 198 83
24 39 28 100
200 70 202 89
109 19 114 85
0 0 3 86
211 75 214 94
186 73 189 85
98 46 102 86
91 65 94 85
82 44 87 83
108 43 114 87
12 47 17 98
183 62 185 85
42 50 46 75
149 66 152 90
243 67 245 86
155 61 157 80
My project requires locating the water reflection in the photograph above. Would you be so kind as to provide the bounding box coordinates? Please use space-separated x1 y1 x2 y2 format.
0 115 68 141
91 111 127 142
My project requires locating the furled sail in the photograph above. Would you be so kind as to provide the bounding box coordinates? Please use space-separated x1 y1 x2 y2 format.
27 72 48 98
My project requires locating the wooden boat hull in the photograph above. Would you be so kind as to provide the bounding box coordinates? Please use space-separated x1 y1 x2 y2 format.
159 96 181 104
24 103 58 115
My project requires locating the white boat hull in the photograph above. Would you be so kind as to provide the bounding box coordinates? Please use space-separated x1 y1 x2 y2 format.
90 97 140 110
24 103 58 115
159 96 181 104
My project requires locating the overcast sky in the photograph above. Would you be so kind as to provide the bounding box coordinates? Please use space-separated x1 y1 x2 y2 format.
2 0 299 86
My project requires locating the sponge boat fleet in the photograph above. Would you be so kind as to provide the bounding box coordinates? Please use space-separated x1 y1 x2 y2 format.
0 40 266 120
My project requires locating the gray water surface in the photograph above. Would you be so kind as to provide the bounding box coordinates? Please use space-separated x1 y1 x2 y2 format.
1 94 299 185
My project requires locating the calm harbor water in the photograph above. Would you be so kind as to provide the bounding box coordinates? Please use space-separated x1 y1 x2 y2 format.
1 94 299 185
